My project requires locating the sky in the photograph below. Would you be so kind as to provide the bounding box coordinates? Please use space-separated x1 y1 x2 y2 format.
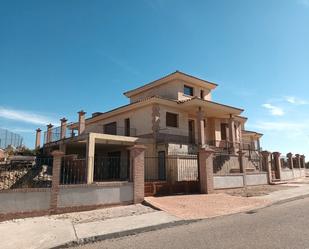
0 0 308 157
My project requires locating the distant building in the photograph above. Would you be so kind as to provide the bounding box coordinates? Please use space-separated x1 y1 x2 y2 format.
0 128 23 149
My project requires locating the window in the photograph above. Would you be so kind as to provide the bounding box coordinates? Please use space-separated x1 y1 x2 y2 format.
184 85 194 96
166 112 178 128
200 90 204 99
104 122 117 135
124 118 130 136
221 123 228 140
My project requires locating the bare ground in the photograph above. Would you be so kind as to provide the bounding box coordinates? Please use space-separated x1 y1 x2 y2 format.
215 184 297 197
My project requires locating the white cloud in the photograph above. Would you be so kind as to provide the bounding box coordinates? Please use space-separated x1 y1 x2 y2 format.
262 103 285 116
0 107 57 125
284 96 308 105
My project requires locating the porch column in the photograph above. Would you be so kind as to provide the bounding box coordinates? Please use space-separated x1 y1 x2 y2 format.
261 151 272 184
129 145 146 203
272 152 282 180
46 124 53 144
78 110 86 135
35 128 41 149
301 155 306 168
228 114 236 154
196 107 206 148
287 153 294 170
86 133 95 184
60 118 67 139
295 154 301 168
198 148 214 194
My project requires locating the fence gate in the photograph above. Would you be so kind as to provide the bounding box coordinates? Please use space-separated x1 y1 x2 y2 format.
144 153 200 196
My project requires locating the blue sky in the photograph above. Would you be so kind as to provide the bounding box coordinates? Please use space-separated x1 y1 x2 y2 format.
0 0 308 157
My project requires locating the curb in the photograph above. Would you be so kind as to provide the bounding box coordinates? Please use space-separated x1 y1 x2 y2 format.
52 194 309 248
52 219 199 249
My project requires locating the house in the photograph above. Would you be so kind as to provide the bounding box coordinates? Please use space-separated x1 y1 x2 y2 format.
36 71 263 189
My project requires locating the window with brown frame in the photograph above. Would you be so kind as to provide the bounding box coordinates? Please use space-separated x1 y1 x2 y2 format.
166 112 178 128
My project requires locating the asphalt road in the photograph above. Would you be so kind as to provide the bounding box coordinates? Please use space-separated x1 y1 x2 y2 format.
73 197 309 249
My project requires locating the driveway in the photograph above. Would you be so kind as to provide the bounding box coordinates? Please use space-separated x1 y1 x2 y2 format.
145 193 270 219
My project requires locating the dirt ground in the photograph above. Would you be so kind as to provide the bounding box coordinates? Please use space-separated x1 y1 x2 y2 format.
54 204 155 224
215 184 297 197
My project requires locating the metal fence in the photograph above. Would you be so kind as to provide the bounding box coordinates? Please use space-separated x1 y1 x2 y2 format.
61 156 87 185
43 123 76 144
145 154 199 182
0 157 53 190
94 156 130 181
0 128 23 149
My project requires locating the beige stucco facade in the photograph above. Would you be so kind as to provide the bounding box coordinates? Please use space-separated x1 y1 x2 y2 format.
38 71 262 182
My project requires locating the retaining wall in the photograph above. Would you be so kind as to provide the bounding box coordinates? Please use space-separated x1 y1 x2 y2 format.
58 182 133 208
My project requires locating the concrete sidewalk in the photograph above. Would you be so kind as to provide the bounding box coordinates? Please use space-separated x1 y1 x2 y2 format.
255 179 309 203
0 205 180 249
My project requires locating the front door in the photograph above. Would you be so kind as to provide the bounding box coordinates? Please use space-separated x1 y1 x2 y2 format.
158 151 166 180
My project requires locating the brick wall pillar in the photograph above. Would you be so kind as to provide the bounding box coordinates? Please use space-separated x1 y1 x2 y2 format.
272 152 282 180
287 153 294 170
78 110 86 135
301 155 306 168
35 128 41 149
50 150 64 213
129 145 146 203
199 148 214 194
261 151 272 184
46 124 53 143
60 118 67 139
238 150 247 187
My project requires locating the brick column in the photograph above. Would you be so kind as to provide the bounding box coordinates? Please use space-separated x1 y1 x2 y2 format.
35 128 41 149
238 150 247 187
272 152 282 180
196 107 206 147
60 118 67 139
199 148 214 194
50 150 64 213
78 110 86 135
228 114 236 154
287 153 294 170
46 124 53 144
261 151 272 184
129 145 146 203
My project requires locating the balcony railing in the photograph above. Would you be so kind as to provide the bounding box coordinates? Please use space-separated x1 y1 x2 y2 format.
156 128 196 144
97 125 137 137
43 123 76 144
